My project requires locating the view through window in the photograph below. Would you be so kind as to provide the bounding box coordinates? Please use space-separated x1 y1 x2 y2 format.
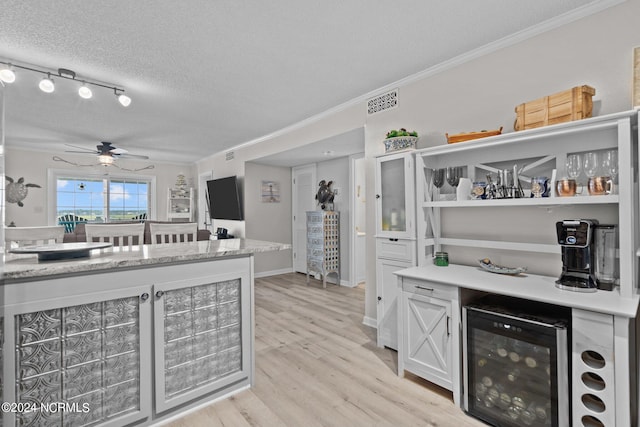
56 176 150 222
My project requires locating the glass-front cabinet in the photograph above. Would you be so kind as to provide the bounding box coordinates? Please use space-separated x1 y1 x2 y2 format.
153 269 251 413
375 152 415 239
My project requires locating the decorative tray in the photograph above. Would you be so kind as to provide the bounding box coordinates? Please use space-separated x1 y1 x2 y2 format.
478 258 527 275
446 127 503 144
10 242 113 261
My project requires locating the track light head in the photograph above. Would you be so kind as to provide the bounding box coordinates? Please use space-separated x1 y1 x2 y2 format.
39 74 55 93
116 90 131 107
78 83 93 99
0 65 16 83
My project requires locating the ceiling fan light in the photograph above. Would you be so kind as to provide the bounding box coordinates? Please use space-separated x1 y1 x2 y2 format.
39 75 55 93
117 93 131 107
98 154 114 165
0 67 16 83
78 84 93 99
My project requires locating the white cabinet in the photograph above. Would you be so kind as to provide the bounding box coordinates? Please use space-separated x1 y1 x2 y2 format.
168 187 194 222
398 278 460 405
375 152 415 239
407 110 639 424
375 152 417 350
1 257 253 427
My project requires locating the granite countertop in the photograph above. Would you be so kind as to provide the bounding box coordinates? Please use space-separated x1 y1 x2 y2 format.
3 238 291 282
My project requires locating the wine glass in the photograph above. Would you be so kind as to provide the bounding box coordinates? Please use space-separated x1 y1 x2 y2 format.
583 152 599 178
432 169 445 200
446 167 462 199
602 149 618 184
565 153 582 180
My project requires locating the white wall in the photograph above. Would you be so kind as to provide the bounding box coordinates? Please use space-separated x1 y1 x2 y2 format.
5 147 196 226
199 0 640 324
244 162 292 275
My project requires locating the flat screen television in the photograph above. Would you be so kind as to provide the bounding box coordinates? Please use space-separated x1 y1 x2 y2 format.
207 176 243 220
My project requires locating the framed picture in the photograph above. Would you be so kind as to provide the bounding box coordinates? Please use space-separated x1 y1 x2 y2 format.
634 46 640 107
261 180 280 203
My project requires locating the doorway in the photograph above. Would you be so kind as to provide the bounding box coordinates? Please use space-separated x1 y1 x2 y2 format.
350 154 366 286
292 164 317 273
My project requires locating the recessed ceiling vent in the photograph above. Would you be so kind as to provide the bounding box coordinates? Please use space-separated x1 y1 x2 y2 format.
367 89 398 115
225 151 234 161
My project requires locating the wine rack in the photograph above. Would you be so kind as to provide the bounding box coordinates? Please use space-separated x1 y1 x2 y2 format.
306 211 340 288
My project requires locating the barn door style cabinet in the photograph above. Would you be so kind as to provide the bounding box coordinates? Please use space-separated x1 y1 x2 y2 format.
374 151 416 350
396 110 640 425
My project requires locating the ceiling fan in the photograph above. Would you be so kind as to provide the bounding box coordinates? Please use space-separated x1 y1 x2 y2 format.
53 141 154 171
65 141 150 164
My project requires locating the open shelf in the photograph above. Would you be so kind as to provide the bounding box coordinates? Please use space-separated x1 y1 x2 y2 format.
423 195 619 208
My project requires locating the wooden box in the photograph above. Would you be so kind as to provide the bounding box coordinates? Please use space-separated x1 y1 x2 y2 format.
514 85 595 131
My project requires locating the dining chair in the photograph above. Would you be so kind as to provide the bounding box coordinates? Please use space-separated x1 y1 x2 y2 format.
149 222 198 244
4 226 66 249
85 223 145 249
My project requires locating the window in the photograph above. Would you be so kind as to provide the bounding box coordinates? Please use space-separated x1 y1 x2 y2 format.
50 170 155 224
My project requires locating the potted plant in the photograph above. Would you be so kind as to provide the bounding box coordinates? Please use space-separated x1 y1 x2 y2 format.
383 128 418 152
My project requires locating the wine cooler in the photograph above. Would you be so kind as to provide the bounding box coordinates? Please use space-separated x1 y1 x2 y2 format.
463 295 571 427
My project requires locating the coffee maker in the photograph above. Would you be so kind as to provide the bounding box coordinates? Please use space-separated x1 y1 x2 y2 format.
556 219 598 292
556 219 618 292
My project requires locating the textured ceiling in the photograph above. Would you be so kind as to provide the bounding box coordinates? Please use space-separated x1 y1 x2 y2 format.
0 0 616 164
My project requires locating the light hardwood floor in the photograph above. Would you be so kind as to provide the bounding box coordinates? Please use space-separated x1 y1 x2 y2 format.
167 273 485 427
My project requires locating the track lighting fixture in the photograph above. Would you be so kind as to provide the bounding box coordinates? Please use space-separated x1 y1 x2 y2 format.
0 58 131 106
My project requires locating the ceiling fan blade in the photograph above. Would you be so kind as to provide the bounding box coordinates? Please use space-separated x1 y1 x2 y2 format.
111 148 129 155
65 143 98 153
65 150 100 154
119 153 150 160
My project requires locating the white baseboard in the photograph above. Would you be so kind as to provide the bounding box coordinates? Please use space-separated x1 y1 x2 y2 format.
254 267 294 278
362 316 377 329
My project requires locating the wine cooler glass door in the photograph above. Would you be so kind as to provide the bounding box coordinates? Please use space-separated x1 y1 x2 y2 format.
463 307 569 427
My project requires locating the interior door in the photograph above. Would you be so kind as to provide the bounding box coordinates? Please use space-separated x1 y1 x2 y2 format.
292 164 317 273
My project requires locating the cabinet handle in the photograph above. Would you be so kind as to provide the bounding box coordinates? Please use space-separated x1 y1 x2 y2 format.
140 292 150 302
446 316 450 336
156 290 165 298
415 285 434 292
377 296 382 301
375 194 381 199
388 238 399 242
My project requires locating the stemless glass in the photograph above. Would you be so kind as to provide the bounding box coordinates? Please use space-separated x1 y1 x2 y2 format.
565 154 582 179
583 152 599 178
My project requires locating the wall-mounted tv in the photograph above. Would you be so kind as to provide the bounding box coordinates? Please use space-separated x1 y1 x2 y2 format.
207 176 244 220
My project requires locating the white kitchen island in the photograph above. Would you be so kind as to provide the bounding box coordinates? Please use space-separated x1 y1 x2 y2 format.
1 239 289 427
